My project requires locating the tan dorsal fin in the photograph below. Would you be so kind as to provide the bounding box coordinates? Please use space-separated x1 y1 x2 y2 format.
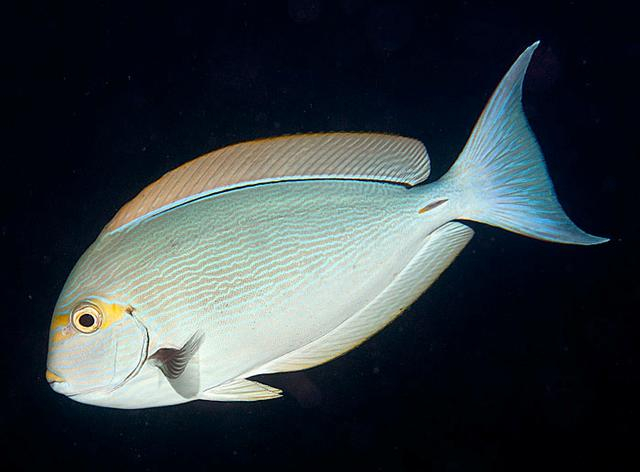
104 132 430 232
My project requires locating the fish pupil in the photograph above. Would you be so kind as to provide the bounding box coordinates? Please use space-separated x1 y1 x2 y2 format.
78 313 95 327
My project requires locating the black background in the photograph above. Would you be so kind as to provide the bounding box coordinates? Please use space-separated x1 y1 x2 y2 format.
3 1 638 471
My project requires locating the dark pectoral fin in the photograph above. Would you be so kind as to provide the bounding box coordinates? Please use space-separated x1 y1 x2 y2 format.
149 331 204 398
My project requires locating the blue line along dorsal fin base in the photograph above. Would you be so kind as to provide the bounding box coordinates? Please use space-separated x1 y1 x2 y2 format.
104 133 430 234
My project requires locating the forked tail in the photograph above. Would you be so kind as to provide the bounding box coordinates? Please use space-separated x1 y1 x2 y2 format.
441 41 607 245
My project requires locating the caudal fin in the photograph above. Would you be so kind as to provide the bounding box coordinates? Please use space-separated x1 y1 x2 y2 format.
443 42 607 245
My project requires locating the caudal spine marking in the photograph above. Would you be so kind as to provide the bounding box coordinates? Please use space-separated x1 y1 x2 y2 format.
418 199 448 214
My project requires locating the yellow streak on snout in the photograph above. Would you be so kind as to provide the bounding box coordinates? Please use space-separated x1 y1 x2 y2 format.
50 314 69 331
50 314 73 343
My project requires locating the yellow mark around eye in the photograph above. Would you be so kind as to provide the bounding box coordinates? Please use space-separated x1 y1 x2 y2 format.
97 301 130 330
50 314 72 343
52 327 73 343
50 314 69 331
49 299 131 343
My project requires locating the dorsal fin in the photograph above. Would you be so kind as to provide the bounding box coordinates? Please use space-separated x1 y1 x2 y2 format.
104 132 430 232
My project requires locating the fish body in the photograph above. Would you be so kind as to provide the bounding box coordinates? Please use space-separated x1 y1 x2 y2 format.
46 42 607 409
55 180 451 407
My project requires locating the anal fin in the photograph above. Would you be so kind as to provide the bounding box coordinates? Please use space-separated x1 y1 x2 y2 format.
200 378 283 402
245 221 474 375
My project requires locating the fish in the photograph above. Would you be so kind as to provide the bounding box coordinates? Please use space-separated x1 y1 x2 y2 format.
46 42 607 409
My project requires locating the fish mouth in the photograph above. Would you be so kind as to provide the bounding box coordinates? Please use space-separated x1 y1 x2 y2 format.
46 368 100 396
45 369 65 384
48 378 74 395
46 368 80 396
48 378 112 398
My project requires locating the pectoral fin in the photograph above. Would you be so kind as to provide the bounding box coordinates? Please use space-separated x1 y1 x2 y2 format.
149 331 204 398
199 378 283 402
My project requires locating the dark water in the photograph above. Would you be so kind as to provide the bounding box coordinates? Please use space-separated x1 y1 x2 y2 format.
4 1 637 470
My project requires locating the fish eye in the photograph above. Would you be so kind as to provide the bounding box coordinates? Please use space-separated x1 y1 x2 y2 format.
71 303 102 334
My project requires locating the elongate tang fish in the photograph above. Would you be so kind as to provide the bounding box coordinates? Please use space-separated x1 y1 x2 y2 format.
46 42 607 409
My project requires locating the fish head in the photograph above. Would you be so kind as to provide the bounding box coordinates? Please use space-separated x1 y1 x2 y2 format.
46 293 149 403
